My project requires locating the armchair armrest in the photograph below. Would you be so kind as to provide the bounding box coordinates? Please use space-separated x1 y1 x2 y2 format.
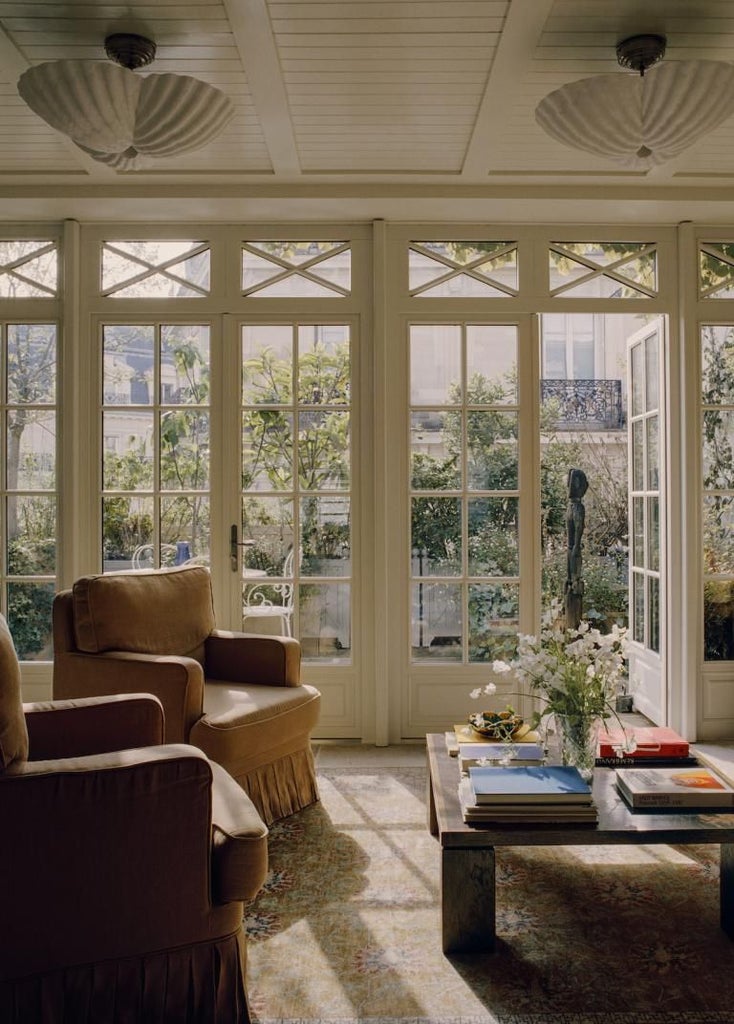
210 761 268 902
206 630 301 687
24 693 164 760
53 650 205 742
0 745 242 980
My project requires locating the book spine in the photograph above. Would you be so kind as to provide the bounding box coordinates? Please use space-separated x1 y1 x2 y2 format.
625 791 734 808
596 756 698 768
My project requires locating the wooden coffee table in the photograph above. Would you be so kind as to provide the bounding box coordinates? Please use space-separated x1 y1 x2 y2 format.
426 732 734 954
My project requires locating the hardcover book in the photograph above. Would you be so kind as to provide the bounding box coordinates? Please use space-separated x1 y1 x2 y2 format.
459 741 545 771
598 726 689 759
468 765 593 805
615 765 734 809
458 780 598 824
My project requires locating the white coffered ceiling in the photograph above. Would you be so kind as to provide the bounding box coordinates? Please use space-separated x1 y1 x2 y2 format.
2 0 734 222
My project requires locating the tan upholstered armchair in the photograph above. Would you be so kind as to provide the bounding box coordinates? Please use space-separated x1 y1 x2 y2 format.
0 614 268 1023
53 565 321 824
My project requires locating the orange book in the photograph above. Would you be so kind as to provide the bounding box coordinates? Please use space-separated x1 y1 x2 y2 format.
598 725 689 759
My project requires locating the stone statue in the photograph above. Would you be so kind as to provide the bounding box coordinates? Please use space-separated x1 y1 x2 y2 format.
564 467 588 630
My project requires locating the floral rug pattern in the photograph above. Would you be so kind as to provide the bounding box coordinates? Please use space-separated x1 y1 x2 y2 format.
245 766 734 1024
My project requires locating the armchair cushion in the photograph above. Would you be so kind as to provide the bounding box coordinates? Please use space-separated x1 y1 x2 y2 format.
72 565 215 658
0 616 28 769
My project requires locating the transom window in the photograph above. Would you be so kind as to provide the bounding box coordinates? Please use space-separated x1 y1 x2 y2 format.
549 242 657 298
241 241 351 297
0 240 57 298
101 241 211 297
408 241 518 298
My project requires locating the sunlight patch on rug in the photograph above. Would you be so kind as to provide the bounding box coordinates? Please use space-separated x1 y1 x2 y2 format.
246 767 734 1024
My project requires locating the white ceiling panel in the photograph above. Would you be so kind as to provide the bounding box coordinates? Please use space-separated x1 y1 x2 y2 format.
0 0 732 220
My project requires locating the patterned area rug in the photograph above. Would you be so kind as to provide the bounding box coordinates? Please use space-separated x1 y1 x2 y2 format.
245 766 734 1024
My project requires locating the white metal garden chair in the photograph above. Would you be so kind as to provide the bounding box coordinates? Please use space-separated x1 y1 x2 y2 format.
242 547 295 636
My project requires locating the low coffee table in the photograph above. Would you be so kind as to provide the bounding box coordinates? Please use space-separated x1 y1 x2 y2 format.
426 732 734 954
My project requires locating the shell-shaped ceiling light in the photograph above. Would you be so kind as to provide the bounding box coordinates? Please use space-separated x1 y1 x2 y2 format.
535 34 734 169
17 33 234 170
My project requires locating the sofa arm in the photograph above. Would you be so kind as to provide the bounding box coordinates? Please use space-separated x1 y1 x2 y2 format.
24 693 164 760
210 761 269 902
53 650 205 743
0 745 240 980
205 630 301 687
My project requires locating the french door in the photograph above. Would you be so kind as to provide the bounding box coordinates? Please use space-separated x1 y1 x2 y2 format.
627 317 667 724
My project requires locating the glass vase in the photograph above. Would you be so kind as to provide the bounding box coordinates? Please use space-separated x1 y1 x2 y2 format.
556 714 598 781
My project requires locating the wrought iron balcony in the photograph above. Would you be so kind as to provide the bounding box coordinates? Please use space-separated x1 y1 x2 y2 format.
541 378 624 430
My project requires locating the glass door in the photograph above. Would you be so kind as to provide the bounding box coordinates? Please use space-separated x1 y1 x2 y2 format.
627 317 667 723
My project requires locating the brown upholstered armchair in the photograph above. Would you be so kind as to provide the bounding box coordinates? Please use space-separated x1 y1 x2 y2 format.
0 614 268 1023
53 565 321 824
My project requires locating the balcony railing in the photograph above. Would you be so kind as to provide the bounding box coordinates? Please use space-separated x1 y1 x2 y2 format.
541 378 624 431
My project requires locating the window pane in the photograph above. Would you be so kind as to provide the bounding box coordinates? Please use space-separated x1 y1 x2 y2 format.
298 410 349 490
632 420 644 490
8 324 56 403
243 410 293 490
411 582 462 660
702 325 734 401
704 580 734 660
103 325 155 405
102 412 154 489
103 496 153 571
7 496 56 573
645 334 659 411
467 411 517 490
297 325 350 405
632 497 644 566
410 325 461 404
300 496 350 577
646 416 659 489
161 495 209 560
161 325 209 404
703 411 734 489
9 411 55 489
633 571 645 643
411 497 461 576
242 497 294 574
468 497 518 576
466 327 517 407
242 325 293 405
703 495 734 574
7 581 55 659
648 576 660 653
411 411 458 490
468 583 519 662
299 583 350 661
160 410 210 490
647 496 659 572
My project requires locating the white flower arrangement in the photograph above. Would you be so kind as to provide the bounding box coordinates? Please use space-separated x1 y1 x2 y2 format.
471 620 636 755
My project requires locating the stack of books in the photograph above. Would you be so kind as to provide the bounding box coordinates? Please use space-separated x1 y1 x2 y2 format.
615 764 734 811
459 764 598 825
596 725 697 768
447 722 543 764
457 740 545 772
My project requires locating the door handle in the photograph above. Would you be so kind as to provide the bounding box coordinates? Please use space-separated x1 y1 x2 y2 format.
230 524 254 572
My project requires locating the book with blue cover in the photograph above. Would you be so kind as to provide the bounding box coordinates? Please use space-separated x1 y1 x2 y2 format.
468 765 593 805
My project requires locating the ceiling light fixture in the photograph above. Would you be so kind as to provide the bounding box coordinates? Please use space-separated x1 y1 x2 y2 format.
535 34 734 168
17 33 234 170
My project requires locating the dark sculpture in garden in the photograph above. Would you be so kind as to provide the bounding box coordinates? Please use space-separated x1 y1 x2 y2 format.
565 467 588 629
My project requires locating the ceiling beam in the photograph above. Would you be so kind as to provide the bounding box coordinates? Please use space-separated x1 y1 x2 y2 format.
223 0 301 177
462 0 555 179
